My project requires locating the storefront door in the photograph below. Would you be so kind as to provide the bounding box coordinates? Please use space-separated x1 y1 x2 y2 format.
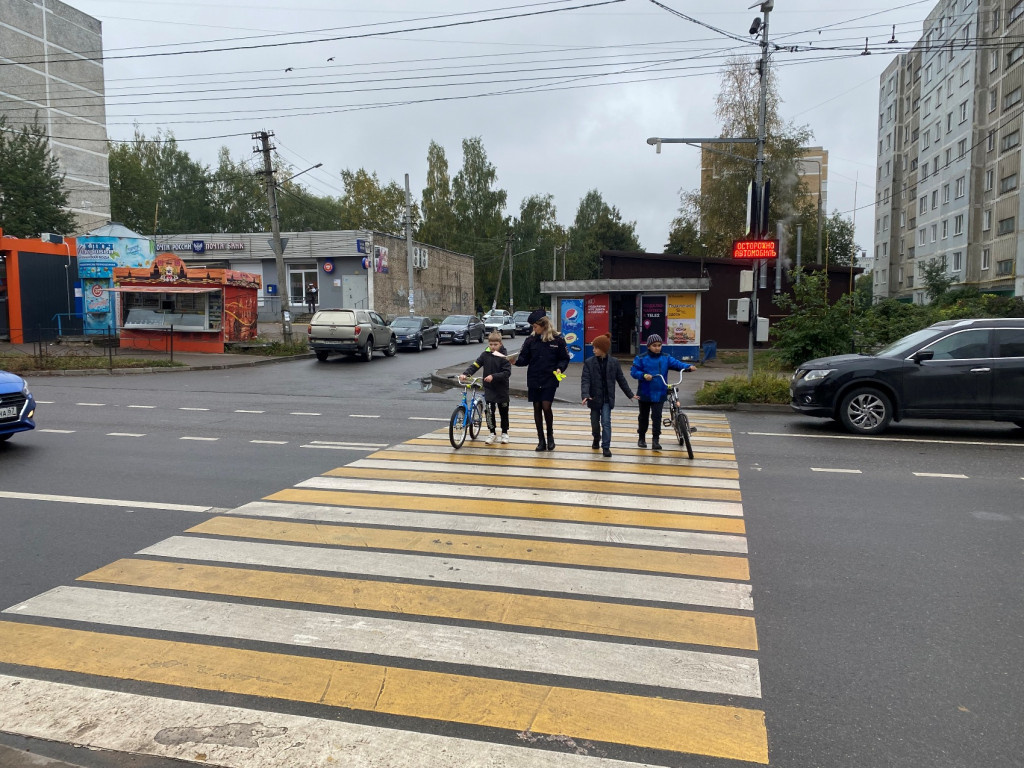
288 264 317 307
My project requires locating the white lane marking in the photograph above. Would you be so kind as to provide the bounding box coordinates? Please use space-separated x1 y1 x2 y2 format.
107 432 145 438
75 402 105 407
251 440 289 445
127 405 156 409
235 409 264 413
11 587 760 698
0 674 656 768
231 501 748 554
0 492 210 513
143 537 753 610
180 436 219 442
415 433 737 456
348 414 380 418
409 416 449 422
349 458 740 490
913 472 969 479
297 476 742 517
178 407 209 411
810 467 862 474
301 445 381 451
306 440 388 448
34 400 55 404
289 412 321 416
38 429 75 434
748 430 1024 448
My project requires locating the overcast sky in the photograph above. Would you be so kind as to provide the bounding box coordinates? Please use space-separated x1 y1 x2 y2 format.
70 0 936 256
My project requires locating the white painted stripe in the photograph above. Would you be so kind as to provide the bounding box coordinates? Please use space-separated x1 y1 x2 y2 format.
230 501 748 553
306 440 388 448
0 674 657 768
810 467 862 474
0 492 209 513
180 436 219 442
416 434 737 456
34 400 55 404
251 440 289 445
234 409 264 413
75 402 104 406
408 416 449 422
38 429 75 434
127 404 156 409
913 472 969 479
349 458 740 490
142 537 753 610
297 476 743 517
349 414 380 419
9 587 760 698
178 407 209 411
747 430 1024 448
106 432 145 438
289 412 321 416
300 444 381 451
385 442 739 469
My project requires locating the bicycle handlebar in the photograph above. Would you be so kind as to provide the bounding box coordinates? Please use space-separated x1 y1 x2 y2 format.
457 375 484 388
654 370 690 388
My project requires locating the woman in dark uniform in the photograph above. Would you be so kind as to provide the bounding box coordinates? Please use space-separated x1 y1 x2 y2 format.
514 310 570 451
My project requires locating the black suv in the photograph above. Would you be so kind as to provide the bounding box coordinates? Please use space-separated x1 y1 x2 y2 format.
790 318 1024 434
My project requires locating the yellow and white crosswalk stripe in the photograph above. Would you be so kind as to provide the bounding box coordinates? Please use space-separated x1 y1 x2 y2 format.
0 408 770 766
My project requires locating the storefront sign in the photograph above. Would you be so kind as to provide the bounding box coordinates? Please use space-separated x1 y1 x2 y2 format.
560 298 584 363
666 293 698 347
732 239 779 260
356 239 369 254
156 241 245 252
322 259 335 273
584 294 610 345
640 295 666 346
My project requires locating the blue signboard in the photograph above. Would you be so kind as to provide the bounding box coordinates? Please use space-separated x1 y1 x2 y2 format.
560 297 584 363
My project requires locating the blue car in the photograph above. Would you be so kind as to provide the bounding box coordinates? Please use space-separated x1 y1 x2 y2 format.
0 370 37 442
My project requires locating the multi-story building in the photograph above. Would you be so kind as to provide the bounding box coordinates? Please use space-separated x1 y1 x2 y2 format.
0 0 110 232
874 0 1024 302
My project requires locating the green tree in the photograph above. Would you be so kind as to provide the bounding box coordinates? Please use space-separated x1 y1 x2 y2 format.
336 168 414 234
806 209 859 267
663 215 705 256
920 257 954 302
565 190 641 280
771 271 854 367
451 137 508 304
508 193 565 310
209 147 266 233
0 116 76 237
417 140 457 249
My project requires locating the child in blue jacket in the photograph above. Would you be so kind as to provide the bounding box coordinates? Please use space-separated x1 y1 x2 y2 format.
630 333 695 451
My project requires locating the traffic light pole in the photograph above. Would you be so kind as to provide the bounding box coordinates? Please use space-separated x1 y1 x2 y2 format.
748 0 772 380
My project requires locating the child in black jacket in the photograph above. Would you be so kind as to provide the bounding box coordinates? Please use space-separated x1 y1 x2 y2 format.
581 334 636 457
460 332 512 444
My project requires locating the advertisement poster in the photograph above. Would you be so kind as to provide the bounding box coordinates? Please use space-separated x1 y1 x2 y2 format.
77 237 155 275
639 295 666 346
374 245 389 273
666 292 698 347
584 294 610 346
83 280 110 314
560 297 584 363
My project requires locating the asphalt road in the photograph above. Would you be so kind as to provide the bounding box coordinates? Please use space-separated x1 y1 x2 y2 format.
0 355 1021 767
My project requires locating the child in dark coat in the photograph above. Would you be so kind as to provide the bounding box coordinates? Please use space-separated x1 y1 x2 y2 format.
581 334 636 457
460 332 512 444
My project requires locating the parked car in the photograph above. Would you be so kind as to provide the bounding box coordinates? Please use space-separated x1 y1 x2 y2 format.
307 308 397 362
438 314 486 344
790 318 1024 435
389 315 439 352
0 370 36 442
512 310 533 336
483 310 517 338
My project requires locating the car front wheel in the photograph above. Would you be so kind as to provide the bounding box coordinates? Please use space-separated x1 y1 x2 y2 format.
838 387 892 435
384 337 398 357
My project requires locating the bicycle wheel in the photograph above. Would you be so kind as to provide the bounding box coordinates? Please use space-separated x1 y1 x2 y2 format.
449 405 468 448
675 411 694 460
469 400 485 439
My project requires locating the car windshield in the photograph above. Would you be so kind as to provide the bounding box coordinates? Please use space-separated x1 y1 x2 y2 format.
874 328 945 358
513 312 530 321
390 317 419 327
443 315 469 324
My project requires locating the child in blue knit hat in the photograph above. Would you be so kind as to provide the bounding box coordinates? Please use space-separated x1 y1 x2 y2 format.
629 333 694 451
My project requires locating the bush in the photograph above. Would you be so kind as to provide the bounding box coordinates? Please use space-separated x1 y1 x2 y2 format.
694 372 790 405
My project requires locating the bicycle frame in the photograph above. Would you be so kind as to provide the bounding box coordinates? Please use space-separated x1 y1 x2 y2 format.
655 371 695 459
449 377 485 448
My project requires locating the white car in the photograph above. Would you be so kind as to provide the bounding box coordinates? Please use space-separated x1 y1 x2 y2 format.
483 310 516 338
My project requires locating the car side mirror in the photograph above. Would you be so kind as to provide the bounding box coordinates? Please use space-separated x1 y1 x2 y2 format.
911 349 934 364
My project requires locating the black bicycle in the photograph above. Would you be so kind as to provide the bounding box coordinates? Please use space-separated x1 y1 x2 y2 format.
656 371 696 459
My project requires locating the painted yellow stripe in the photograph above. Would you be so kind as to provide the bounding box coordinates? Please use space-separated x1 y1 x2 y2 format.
187 516 749 580
80 559 758 649
368 449 741 479
405 438 737 461
265 489 746 534
0 621 767 763
324 467 742 502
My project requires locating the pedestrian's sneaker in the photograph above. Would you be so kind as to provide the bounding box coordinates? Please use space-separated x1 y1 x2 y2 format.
637 437 647 448
484 433 497 445
652 440 662 451
500 432 510 444
602 448 613 457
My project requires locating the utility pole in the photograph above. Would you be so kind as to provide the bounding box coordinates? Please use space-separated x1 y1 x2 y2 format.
253 130 291 343
508 243 515 316
491 235 512 311
405 173 414 315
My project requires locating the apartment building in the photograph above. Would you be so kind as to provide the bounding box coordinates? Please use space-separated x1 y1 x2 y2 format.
0 0 110 232
874 0 1024 302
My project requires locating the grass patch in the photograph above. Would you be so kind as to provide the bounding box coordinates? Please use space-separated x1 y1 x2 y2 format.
694 371 791 405
0 354 185 373
230 338 310 356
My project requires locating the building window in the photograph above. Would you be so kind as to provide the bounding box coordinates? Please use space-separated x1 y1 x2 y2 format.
985 169 994 190
959 101 968 122
1009 44 1024 66
984 209 992 230
990 50 999 73
953 214 964 235
943 184 951 203
1004 87 1022 110
1001 129 1020 151
960 62 969 85
996 259 1014 275
987 131 996 151
956 177 965 198
930 224 938 243
989 88 998 112
922 161 929 179
958 138 968 158
952 251 962 271
982 248 990 270
1000 173 1019 193
993 7 1001 30
942 219 949 238
997 217 1015 235
883 214 889 231
901 211 906 227
923 129 931 148
920 196 928 215
946 148 953 166
898 266 904 283
1012 1 1024 25
932 190 939 209
918 228 927 246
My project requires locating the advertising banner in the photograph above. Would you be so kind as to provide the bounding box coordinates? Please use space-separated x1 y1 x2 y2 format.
77 236 155 274
560 297 584 363
584 294 610 343
666 293 698 347
639 295 666 346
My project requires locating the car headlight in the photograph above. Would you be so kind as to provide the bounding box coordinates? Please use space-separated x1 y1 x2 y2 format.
21 381 31 397
802 368 835 382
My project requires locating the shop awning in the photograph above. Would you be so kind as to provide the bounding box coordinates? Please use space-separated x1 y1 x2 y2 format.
106 286 221 293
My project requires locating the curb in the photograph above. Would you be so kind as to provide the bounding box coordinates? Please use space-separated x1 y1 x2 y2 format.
13 353 313 377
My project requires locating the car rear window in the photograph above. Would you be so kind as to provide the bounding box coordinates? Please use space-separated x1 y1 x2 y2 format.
313 310 355 323
443 315 470 324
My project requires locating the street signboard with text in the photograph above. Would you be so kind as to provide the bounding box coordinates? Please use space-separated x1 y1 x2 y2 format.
732 239 779 260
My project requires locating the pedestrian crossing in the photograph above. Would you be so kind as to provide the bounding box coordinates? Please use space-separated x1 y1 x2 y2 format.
0 406 768 766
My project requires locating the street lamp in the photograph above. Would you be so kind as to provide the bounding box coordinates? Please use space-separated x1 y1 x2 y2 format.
509 248 535 315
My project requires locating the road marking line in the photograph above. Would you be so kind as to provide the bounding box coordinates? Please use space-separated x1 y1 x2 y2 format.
38 429 75 434
289 412 321 416
913 472 969 479
0 674 675 768
231 501 748 553
9 586 761 698
75 402 104 406
383 443 738 469
306 440 388 448
810 467 862 474
0 491 209 513
0 622 768 763
250 440 288 445
408 416 449 421
349 414 380 418
81 559 758 649
189 516 750 580
106 432 145 438
180 436 218 441
142 537 753 609
300 445 380 451
748 430 1024 448
178 407 209 411
34 400 55 404
234 409 264 413
406 437 737 460
126 405 156 409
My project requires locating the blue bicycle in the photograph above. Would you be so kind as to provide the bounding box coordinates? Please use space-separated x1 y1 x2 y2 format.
449 376 485 448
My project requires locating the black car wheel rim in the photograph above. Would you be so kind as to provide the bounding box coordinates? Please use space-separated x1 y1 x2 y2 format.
847 393 886 430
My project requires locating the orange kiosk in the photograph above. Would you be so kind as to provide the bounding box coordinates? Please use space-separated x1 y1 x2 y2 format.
112 253 260 354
